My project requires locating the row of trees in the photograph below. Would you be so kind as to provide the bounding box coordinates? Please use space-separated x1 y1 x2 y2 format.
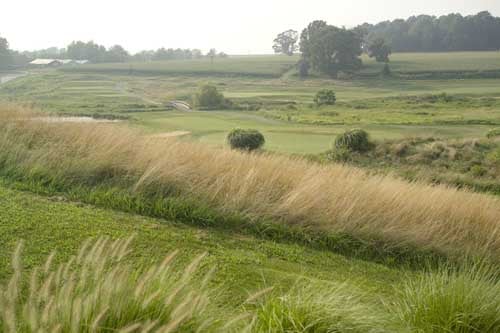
358 11 500 52
0 35 228 66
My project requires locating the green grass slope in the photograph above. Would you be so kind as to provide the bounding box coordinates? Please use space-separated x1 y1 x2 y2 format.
0 182 405 308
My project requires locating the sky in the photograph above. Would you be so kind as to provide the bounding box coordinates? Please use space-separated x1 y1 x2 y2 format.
2 0 500 54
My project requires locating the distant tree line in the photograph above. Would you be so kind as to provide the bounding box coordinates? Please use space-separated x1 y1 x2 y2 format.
357 11 500 52
272 11 500 78
132 48 227 62
0 35 227 66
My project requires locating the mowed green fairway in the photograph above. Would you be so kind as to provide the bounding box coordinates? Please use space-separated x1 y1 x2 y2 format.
133 111 491 153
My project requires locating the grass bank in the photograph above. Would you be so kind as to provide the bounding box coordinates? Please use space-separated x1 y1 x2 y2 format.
0 104 498 262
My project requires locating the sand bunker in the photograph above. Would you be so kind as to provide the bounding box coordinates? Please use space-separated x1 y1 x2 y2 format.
150 131 191 138
34 117 121 123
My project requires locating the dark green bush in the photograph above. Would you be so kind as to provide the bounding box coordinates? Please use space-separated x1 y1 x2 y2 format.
314 90 336 106
334 129 372 152
193 84 226 110
227 128 265 151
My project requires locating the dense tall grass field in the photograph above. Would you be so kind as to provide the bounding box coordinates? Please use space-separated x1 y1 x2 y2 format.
0 104 499 260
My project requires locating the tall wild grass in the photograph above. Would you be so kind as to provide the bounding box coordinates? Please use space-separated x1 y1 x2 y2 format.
0 104 499 260
391 264 500 332
249 282 398 332
0 237 216 333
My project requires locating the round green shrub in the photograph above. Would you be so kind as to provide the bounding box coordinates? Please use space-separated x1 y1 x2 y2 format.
193 84 226 110
486 128 500 139
334 129 372 152
314 89 336 106
227 128 265 151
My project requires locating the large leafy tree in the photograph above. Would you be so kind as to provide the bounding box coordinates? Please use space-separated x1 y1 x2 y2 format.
273 30 299 56
367 38 392 63
300 22 363 77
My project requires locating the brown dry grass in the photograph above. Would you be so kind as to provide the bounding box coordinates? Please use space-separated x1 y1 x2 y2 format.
0 104 499 259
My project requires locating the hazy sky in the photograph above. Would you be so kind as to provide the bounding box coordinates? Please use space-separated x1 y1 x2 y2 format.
2 0 500 54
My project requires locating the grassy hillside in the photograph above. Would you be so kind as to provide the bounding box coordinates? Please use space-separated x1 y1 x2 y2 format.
4 183 499 332
0 104 499 332
0 105 498 261
0 181 402 304
62 55 298 78
61 52 500 78
361 51 500 74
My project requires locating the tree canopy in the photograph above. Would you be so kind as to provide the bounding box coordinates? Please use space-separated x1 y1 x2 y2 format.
359 11 500 52
66 41 130 63
0 36 12 69
367 38 391 63
273 30 299 56
300 21 363 77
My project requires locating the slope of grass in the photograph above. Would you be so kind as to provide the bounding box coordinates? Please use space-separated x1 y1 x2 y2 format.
0 182 406 309
2 183 499 332
0 105 498 262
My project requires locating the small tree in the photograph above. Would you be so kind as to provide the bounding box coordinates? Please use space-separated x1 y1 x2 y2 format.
194 84 226 110
273 30 299 56
227 129 265 151
334 129 372 152
314 90 336 106
368 38 392 63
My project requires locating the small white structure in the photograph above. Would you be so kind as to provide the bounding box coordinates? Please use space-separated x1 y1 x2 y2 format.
29 59 89 67
29 59 63 67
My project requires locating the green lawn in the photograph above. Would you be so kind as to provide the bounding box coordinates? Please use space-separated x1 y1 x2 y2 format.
133 111 491 153
0 182 405 308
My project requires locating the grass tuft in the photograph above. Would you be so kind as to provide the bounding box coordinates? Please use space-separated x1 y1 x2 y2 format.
0 237 215 333
391 263 500 333
249 282 398 333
